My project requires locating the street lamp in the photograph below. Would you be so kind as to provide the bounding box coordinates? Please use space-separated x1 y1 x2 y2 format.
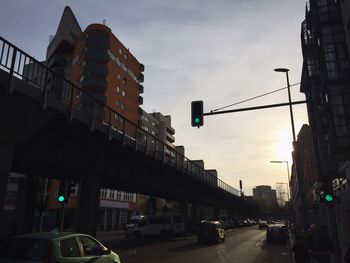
274 68 296 143
270 160 290 201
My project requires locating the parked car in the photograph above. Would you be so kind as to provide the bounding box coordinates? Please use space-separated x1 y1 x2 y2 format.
197 220 225 244
0 232 121 262
258 221 268 229
266 224 289 244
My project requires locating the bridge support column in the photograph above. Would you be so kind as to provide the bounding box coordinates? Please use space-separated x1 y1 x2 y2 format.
0 145 14 237
77 174 100 237
13 176 38 236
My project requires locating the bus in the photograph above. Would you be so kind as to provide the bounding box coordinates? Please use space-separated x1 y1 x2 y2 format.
126 214 185 237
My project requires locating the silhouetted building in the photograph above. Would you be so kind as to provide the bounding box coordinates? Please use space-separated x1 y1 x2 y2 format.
300 0 350 255
252 185 278 209
301 0 350 185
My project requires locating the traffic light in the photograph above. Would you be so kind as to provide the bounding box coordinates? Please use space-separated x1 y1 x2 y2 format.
57 181 67 203
324 193 333 202
191 100 204 127
319 190 338 204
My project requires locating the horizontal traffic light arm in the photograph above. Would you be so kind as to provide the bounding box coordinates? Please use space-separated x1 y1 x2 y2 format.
203 100 307 116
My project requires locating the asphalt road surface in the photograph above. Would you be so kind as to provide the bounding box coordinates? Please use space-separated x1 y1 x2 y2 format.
102 226 293 263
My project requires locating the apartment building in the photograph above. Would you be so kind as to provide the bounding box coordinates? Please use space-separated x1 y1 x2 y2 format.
46 6 144 126
252 185 278 209
41 6 144 231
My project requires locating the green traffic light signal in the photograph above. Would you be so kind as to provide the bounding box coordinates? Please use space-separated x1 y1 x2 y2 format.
58 195 65 203
325 194 333 202
191 100 204 127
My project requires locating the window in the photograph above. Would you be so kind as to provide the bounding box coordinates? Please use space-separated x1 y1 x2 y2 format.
60 238 80 257
79 236 103 256
117 74 121 80
109 190 115 199
119 48 122 54
116 86 120 93
121 103 125 110
100 188 107 199
122 90 126 96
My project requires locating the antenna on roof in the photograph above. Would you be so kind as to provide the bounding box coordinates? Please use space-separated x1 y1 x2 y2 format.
103 19 106 25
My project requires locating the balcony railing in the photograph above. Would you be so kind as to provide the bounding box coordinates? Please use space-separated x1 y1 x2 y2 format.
0 35 240 197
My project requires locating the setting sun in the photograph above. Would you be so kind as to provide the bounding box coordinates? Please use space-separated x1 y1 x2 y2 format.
273 129 293 164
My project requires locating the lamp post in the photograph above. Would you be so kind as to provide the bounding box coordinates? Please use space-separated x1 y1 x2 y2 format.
270 160 290 201
274 68 296 142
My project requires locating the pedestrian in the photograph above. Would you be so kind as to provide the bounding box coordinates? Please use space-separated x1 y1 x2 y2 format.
292 235 309 263
307 225 333 263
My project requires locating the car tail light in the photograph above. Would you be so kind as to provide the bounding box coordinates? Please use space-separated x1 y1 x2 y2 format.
43 240 53 263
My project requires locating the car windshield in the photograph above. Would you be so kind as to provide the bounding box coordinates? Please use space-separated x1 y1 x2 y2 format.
1 238 50 260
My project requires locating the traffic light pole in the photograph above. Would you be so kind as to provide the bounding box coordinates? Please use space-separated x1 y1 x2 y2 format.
59 202 65 232
203 100 307 116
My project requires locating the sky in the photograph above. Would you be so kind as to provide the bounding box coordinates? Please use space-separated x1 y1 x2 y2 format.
0 0 309 197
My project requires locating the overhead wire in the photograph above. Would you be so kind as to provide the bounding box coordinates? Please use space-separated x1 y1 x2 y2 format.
211 82 301 112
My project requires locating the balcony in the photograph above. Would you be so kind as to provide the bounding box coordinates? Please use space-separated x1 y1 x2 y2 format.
140 63 145 72
166 126 175 135
82 77 107 92
83 63 108 77
139 73 144 83
166 133 175 143
85 49 109 63
86 38 110 50
138 95 143 105
138 84 144 94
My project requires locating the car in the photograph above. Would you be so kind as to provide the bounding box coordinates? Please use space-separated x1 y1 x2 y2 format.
0 232 121 262
258 221 268 229
266 224 289 244
197 220 225 244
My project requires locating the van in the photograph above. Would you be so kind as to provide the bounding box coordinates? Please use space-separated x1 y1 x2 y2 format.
126 214 185 237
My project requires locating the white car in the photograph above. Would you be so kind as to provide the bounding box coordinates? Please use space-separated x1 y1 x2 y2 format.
0 232 121 262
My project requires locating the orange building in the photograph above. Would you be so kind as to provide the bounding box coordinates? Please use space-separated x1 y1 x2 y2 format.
47 6 144 125
41 6 144 231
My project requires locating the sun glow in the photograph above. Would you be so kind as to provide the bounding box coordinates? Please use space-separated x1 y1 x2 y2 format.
273 129 293 164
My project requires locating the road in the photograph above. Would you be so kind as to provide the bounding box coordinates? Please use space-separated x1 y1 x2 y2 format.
100 226 293 263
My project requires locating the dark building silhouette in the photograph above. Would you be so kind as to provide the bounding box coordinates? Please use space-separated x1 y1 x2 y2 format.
300 0 350 257
301 0 350 182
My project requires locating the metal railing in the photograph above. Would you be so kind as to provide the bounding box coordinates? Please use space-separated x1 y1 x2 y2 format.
0 35 240 197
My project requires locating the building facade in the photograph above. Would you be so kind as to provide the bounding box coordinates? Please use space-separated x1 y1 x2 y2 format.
300 0 350 256
301 0 350 184
46 6 144 128
41 6 144 231
252 185 278 210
